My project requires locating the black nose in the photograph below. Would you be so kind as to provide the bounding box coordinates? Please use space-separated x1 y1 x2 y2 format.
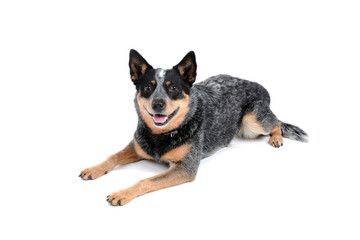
152 99 166 112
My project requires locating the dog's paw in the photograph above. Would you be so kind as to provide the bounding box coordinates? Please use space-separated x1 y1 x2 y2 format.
79 166 108 180
269 135 284 148
106 190 135 206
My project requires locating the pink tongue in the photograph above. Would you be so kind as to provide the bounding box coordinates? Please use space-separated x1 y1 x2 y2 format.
153 114 168 124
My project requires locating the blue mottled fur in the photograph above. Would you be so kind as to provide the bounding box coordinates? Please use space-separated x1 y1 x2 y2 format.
133 51 307 177
80 49 308 206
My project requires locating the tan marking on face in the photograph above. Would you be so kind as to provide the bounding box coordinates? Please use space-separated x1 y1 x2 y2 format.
165 81 171 86
239 112 269 138
159 93 190 134
136 92 190 134
137 92 155 130
151 80 156 85
133 137 154 160
160 144 192 162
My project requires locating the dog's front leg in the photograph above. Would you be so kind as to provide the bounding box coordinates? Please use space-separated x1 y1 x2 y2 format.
107 161 198 206
79 142 140 180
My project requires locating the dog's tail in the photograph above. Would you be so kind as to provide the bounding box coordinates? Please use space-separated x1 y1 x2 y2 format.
280 122 308 142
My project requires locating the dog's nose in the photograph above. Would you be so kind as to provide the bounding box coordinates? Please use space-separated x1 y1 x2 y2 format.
152 99 166 112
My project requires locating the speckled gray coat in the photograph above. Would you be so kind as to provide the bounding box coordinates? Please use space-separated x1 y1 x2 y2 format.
80 50 308 206
134 73 307 176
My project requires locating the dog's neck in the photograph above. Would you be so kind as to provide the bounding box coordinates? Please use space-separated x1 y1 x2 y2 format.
163 129 179 137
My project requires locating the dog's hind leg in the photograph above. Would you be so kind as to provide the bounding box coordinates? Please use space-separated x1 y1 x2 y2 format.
239 100 283 148
268 125 283 148
79 142 141 180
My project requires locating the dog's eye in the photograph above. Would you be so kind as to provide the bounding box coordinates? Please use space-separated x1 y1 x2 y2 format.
144 85 151 92
169 85 178 92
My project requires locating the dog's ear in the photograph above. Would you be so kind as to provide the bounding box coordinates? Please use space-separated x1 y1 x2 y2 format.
129 49 153 84
173 51 197 86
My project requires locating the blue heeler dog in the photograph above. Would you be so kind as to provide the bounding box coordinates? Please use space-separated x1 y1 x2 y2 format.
80 49 308 206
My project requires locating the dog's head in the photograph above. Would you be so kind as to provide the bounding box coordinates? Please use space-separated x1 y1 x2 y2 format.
129 49 197 134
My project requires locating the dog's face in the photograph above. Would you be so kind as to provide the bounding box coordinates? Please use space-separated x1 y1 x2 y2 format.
129 49 197 134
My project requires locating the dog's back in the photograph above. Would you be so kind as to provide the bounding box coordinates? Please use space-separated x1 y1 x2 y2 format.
80 50 307 206
190 74 273 156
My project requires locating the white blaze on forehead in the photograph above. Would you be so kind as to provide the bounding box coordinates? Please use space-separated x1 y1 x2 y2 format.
158 69 166 78
155 68 167 84
152 68 168 100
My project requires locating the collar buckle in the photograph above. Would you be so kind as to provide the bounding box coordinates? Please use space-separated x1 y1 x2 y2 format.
164 130 178 138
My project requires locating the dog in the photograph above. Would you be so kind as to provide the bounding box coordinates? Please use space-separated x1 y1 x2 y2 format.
79 49 308 206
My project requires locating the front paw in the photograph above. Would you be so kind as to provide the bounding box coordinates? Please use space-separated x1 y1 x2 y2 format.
79 166 108 180
106 190 135 206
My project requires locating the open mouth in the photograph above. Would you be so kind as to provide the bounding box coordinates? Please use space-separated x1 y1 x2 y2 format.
146 107 179 126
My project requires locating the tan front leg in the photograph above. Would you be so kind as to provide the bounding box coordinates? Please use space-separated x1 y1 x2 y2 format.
79 143 140 180
107 164 195 206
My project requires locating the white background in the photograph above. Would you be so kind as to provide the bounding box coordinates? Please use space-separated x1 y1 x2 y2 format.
1 0 359 239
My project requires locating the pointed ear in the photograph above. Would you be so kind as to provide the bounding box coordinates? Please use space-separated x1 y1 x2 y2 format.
129 49 153 83
173 51 197 85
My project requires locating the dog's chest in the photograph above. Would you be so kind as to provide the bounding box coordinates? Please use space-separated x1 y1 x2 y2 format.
135 131 184 161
